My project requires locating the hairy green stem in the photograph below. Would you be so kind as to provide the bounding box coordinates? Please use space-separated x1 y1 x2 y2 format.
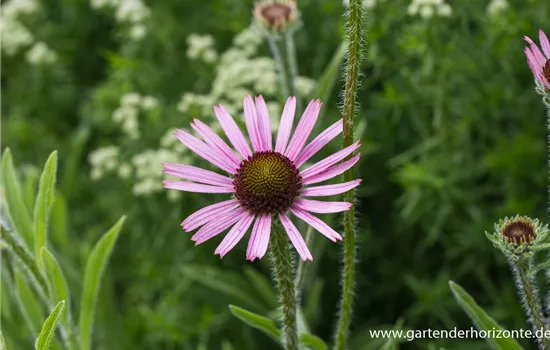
270 221 298 350
334 0 363 349
512 257 550 349
267 35 291 100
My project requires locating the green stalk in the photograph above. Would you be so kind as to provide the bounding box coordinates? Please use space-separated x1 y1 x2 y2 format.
511 257 550 349
334 0 363 349
267 35 291 99
270 220 298 350
284 30 301 111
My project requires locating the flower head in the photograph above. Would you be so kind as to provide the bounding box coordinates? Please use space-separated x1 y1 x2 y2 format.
486 215 550 259
254 0 297 30
163 96 361 261
524 30 550 91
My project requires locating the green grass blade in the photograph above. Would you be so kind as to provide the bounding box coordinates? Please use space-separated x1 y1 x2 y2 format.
50 193 68 249
0 330 8 350
35 300 65 350
228 305 280 343
34 151 58 262
311 42 346 104
1 148 35 248
14 269 44 335
78 216 125 350
449 281 522 350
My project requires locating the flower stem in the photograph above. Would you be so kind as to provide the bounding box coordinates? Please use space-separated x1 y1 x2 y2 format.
267 35 291 100
334 0 363 349
511 256 550 349
284 30 301 111
334 0 363 350
270 220 299 350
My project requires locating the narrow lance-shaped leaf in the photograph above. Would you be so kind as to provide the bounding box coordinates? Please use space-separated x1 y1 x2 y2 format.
34 151 58 262
1 148 35 248
41 247 77 349
79 216 125 350
449 281 522 350
14 268 44 335
35 300 65 350
299 333 328 350
229 305 281 342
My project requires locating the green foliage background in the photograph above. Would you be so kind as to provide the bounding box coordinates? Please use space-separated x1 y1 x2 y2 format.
3 0 550 348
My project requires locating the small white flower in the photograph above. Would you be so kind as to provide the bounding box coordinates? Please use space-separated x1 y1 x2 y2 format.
437 3 452 17
295 76 316 97
26 42 57 65
487 0 509 16
419 4 434 19
129 24 147 40
141 96 159 110
117 163 133 179
121 92 142 106
115 0 150 23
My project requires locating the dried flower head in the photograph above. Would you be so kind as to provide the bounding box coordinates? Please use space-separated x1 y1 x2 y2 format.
254 0 297 30
486 215 550 258
162 95 362 261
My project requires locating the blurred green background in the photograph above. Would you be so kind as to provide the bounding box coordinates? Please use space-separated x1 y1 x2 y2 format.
3 0 550 348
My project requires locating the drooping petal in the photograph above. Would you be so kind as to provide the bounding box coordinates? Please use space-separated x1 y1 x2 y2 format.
275 97 297 154
290 208 342 242
163 180 234 193
246 214 272 261
244 95 263 152
539 29 550 59
191 208 244 244
279 213 312 261
214 105 253 159
255 95 273 151
182 199 240 231
524 35 547 67
174 129 237 174
285 100 322 161
300 141 360 179
293 199 352 214
191 119 241 166
301 179 362 197
215 212 255 258
294 119 343 167
162 163 233 186
303 154 360 185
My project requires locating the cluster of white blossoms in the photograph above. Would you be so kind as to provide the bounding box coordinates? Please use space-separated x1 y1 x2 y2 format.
407 0 452 18
186 34 218 63
487 0 509 17
178 26 316 128
90 0 150 41
1 0 58 64
112 92 159 139
89 146 121 180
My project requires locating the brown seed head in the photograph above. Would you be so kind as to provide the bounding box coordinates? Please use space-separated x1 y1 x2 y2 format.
254 0 297 30
501 218 536 245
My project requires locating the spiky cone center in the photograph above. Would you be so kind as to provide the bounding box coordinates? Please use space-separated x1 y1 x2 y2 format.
233 151 302 215
254 0 297 29
543 59 550 82
501 219 536 246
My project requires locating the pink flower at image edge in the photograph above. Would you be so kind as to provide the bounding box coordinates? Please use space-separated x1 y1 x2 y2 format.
524 29 550 89
162 95 361 261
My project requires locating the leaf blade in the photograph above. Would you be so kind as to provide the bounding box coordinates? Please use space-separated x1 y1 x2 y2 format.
35 300 65 350
78 216 125 350
34 151 58 262
449 281 522 350
228 305 280 342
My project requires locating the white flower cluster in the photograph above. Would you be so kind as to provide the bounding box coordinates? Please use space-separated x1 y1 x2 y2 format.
26 42 58 65
342 0 387 9
178 26 316 128
487 0 509 17
89 0 150 41
187 34 218 63
407 0 452 18
89 146 121 180
1 0 57 63
112 93 159 139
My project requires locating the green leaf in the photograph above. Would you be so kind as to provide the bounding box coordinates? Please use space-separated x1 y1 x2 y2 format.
299 333 328 350
228 305 280 342
311 42 346 104
35 300 65 350
34 151 58 262
78 216 125 350
23 167 40 214
1 148 35 248
449 281 522 350
50 193 68 249
0 330 8 350
14 269 44 335
1 225 49 298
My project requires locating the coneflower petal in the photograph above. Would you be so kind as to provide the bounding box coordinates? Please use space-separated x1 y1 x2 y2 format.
302 179 362 197
285 99 322 161
275 97 297 153
246 214 272 261
301 141 360 179
191 119 241 166
162 163 233 186
279 213 312 261
539 29 550 59
214 105 253 159
182 199 240 231
255 95 273 151
163 180 234 194
293 199 352 213
192 208 245 244
294 119 343 167
244 95 263 152
303 154 360 185
215 213 255 257
290 208 342 242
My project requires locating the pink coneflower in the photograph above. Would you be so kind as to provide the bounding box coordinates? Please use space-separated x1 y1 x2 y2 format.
524 29 550 90
163 96 361 261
